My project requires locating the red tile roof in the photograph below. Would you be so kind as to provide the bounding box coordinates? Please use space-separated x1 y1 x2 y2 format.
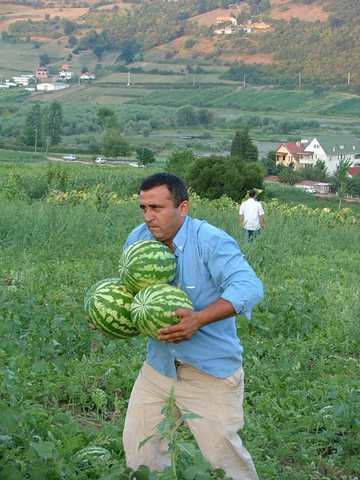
277 142 306 155
348 166 360 177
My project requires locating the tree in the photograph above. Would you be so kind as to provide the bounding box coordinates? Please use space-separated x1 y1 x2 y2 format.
332 159 353 208
39 53 50 66
97 107 117 129
166 150 195 180
23 103 43 149
64 20 76 36
278 165 300 185
300 160 328 182
102 128 131 158
43 101 63 146
176 105 197 127
187 155 264 202
119 39 142 64
230 129 258 162
347 173 360 197
136 147 155 165
262 150 278 175
197 109 213 126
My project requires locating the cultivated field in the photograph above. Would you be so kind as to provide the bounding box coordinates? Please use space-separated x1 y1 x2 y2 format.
0 151 359 479
270 0 330 22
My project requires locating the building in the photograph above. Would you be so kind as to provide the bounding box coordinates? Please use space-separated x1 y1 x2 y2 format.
58 70 72 80
276 135 360 175
79 73 96 81
304 135 360 175
36 83 68 92
216 16 237 26
214 26 234 35
347 166 360 178
275 141 310 169
12 75 34 86
36 67 48 80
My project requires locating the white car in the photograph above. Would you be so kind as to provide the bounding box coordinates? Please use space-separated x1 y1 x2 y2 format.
304 187 316 194
63 154 77 161
95 156 106 164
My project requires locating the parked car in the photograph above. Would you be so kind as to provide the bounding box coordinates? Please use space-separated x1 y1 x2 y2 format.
304 186 316 194
95 156 106 164
63 154 77 161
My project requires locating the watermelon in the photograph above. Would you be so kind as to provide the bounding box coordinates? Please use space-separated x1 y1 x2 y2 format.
119 240 176 293
130 283 193 338
84 277 138 339
74 446 111 468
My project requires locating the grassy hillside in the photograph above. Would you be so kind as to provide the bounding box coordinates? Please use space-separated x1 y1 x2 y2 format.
1 0 360 88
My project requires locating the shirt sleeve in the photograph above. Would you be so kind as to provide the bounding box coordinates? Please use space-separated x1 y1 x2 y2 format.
258 202 265 216
199 227 264 319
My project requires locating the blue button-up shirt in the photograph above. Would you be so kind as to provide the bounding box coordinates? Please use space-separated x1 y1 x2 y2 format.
124 216 263 379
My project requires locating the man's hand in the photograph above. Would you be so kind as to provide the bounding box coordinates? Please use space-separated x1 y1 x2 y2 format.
158 308 200 343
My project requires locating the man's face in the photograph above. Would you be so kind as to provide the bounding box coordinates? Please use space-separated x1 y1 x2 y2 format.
139 185 188 248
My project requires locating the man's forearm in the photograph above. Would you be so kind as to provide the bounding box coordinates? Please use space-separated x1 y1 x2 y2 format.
195 298 236 328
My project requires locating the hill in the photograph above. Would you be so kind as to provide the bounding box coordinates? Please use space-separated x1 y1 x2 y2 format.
0 0 359 88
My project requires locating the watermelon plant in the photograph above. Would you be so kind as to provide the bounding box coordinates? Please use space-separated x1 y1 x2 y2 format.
131 284 193 338
84 277 139 338
119 240 177 294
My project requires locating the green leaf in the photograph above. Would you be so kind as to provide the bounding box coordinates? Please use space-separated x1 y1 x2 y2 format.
30 440 56 460
131 464 151 479
1 464 23 480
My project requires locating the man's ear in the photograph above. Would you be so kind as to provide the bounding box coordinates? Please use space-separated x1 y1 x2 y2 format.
179 200 189 217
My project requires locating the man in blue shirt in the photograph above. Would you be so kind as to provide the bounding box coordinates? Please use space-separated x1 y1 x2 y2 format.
123 173 263 480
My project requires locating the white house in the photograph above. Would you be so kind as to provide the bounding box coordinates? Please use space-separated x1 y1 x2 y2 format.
214 26 234 35
36 83 68 92
58 70 72 80
304 135 360 174
12 75 35 86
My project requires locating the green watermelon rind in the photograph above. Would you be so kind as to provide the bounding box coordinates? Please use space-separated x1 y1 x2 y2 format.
74 446 111 466
118 240 176 293
84 278 139 339
130 283 193 338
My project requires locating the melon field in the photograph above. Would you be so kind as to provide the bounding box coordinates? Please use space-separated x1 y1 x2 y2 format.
0 151 359 479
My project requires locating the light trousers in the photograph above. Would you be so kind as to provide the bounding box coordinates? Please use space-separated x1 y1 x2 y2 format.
123 361 259 480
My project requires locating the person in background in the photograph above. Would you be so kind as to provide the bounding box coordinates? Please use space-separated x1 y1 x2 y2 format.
239 189 265 240
122 172 263 480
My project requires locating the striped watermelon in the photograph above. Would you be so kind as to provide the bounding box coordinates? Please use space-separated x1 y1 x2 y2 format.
74 446 111 468
130 283 193 338
84 278 138 339
119 240 176 294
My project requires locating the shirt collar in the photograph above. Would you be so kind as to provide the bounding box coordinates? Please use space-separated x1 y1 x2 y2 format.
172 216 189 253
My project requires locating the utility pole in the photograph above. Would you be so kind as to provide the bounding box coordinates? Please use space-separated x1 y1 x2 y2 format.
298 72 302 89
34 128 38 153
243 72 246 88
127 71 131 87
347 72 351 86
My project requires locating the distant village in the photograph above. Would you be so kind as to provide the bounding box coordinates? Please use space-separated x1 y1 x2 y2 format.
275 136 360 194
213 15 271 36
0 63 96 93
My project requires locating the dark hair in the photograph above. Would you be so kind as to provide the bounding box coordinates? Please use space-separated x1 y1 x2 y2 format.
140 172 188 207
248 189 257 198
